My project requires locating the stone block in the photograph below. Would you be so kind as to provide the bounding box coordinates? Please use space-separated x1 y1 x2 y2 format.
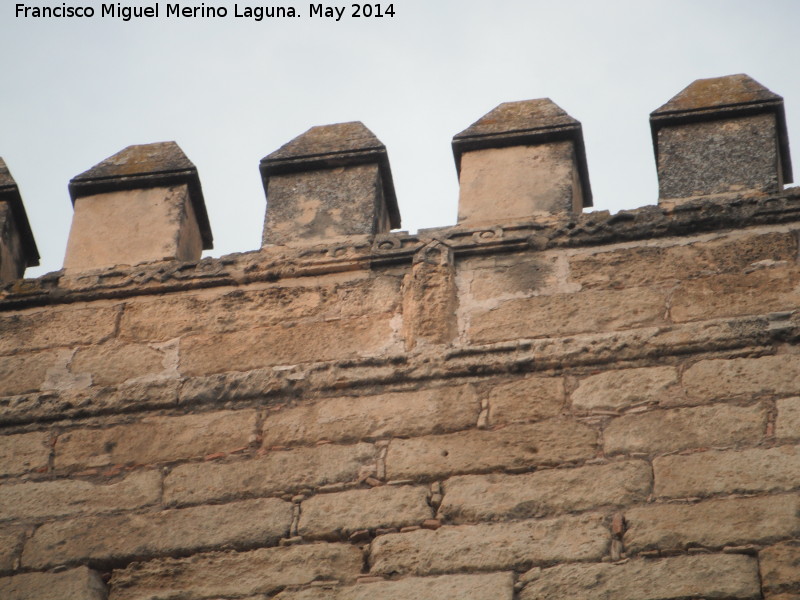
55 409 257 469
650 74 792 202
624 494 800 553
385 419 598 481
439 460 651 523
109 544 363 600
71 343 167 386
520 554 760 600
468 286 665 344
65 186 203 270
453 98 591 224
0 352 58 397
273 572 515 600
458 143 583 221
604 402 767 456
118 275 401 344
260 122 399 245
0 567 106 600
777 398 800 439
654 446 800 498
0 305 118 355
0 158 39 281
468 253 562 301
0 527 25 573
671 266 800 323
262 385 478 447
487 376 564 425
369 513 608 576
760 542 800 595
299 485 431 539
0 470 160 521
164 443 377 506
568 230 798 290
22 497 292 569
683 356 800 401
179 314 397 376
571 366 679 413
0 431 50 476
66 142 212 270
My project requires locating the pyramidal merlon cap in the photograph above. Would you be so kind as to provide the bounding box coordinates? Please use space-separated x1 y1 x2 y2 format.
0 157 40 269
260 121 400 230
69 142 212 249
452 98 592 208
651 74 792 194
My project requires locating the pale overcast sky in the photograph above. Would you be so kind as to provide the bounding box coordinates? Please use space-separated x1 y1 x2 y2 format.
3 0 799 276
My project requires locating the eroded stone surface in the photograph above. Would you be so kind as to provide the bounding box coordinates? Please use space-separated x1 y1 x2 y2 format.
386 419 598 481
571 366 679 412
110 544 363 600
654 446 800 498
22 497 292 569
0 567 106 600
604 402 767 456
262 385 478 447
369 513 608 576
55 409 258 469
439 461 651 523
0 431 50 476
624 494 800 553
520 553 760 600
273 572 515 600
164 443 377 506
299 485 431 539
487 376 564 425
0 470 160 520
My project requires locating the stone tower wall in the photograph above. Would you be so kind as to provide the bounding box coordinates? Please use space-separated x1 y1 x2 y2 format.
0 75 799 599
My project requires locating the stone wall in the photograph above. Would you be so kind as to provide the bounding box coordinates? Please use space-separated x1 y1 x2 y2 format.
1 74 799 599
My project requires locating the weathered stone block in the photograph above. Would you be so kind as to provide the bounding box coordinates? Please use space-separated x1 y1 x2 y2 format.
777 397 800 439
180 314 397 376
273 572 515 600
0 352 58 396
55 409 257 469
760 542 800 595
71 343 166 386
487 376 564 425
118 275 401 343
260 122 399 245
369 513 608 576
656 114 783 200
65 185 203 270
568 230 798 290
164 443 377 506
0 305 118 355
624 494 800 553
299 485 431 539
683 356 800 401
458 143 583 222
654 446 800 498
439 461 651 523
386 419 598 481
468 252 562 301
671 266 800 323
0 470 160 520
110 544 363 600
0 527 25 573
604 402 767 456
468 286 665 343
0 431 50 476
262 385 478 447
22 497 292 569
571 366 679 413
520 553 760 600
0 567 106 600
